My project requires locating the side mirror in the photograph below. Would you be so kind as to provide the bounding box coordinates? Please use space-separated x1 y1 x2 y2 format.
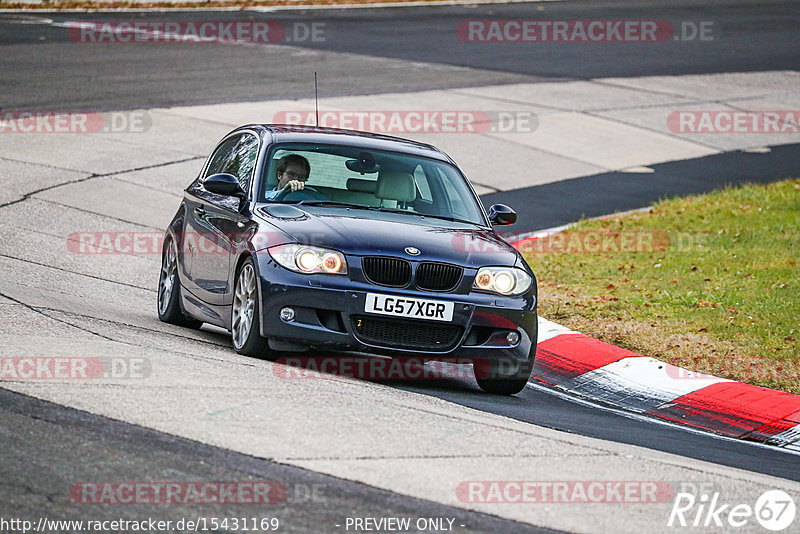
488 204 517 226
204 173 248 211
204 173 244 197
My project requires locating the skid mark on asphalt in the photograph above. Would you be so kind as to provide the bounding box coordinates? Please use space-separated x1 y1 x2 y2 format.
0 155 204 210
0 252 151 291
44 308 238 355
33 197 164 231
0 154 89 174
0 303 261 375
0 172 99 210
107 175 186 198
0 290 117 342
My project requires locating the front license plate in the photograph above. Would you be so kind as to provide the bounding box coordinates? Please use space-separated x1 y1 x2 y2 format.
364 293 454 322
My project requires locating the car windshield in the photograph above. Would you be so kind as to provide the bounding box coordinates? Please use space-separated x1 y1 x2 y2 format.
260 143 487 226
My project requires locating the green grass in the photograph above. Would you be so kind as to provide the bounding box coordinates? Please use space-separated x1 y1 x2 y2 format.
523 179 800 394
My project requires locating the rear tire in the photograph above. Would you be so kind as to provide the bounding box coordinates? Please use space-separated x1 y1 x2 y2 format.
231 258 272 358
157 237 203 329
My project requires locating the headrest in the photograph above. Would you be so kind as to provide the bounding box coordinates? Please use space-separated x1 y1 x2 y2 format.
346 178 377 193
375 170 416 203
266 163 278 188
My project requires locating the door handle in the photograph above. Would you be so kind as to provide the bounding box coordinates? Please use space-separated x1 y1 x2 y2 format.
194 205 206 216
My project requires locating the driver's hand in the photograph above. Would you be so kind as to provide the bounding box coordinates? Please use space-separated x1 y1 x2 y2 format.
282 180 305 192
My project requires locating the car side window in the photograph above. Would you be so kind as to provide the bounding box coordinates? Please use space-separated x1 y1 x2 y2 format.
205 136 240 178
204 133 259 191
231 134 259 191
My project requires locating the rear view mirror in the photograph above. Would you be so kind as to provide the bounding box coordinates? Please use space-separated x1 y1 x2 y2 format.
488 204 517 226
346 151 380 174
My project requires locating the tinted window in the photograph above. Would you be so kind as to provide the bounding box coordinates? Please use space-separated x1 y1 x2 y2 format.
205 133 259 191
205 136 239 178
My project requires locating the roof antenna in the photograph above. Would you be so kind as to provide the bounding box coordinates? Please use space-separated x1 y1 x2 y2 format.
314 72 319 127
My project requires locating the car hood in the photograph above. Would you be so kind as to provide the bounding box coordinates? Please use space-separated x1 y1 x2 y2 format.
254 205 520 268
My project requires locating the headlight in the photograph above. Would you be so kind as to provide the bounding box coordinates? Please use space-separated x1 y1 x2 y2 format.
268 244 348 275
473 267 532 296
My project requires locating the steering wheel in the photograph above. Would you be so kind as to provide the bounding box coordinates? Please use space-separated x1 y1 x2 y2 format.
272 185 326 202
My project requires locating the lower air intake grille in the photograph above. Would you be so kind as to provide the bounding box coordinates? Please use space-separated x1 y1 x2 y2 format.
362 256 412 287
351 315 463 351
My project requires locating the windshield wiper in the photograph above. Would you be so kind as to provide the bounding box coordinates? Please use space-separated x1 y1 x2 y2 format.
370 207 483 226
295 200 372 209
417 213 482 226
296 202 481 225
374 210 480 225
369 206 412 215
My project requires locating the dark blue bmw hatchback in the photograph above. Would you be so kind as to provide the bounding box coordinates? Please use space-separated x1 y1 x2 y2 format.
158 125 537 394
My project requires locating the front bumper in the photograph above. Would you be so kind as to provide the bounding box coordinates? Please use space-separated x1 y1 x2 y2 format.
254 254 537 365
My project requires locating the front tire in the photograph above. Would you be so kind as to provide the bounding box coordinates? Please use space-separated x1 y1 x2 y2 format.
158 237 202 329
231 258 272 358
474 352 535 395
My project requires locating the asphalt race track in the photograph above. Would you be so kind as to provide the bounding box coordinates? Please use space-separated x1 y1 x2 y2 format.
1 1 800 533
2 0 800 110
1 388 558 534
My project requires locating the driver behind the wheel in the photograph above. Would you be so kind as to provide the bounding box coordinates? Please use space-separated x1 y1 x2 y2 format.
265 154 311 200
